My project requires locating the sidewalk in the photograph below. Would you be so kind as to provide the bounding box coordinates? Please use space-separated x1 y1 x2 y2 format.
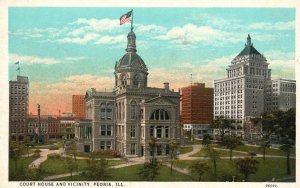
29 148 64 168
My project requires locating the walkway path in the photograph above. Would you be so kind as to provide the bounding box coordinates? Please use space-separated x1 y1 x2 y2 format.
42 144 295 180
29 148 64 168
178 145 202 160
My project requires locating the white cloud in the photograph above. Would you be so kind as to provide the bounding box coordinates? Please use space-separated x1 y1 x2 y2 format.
95 34 126 45
135 24 166 33
59 33 100 44
249 21 295 30
63 56 88 61
156 24 242 46
72 18 120 32
9 53 62 65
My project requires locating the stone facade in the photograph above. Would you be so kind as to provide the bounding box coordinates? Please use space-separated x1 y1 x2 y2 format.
75 29 180 159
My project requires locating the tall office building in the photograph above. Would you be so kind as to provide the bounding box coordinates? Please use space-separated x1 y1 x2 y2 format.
181 83 213 138
72 95 85 118
214 35 296 135
9 75 29 142
214 35 272 129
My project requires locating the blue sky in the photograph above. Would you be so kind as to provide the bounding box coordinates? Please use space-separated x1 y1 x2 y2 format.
8 8 295 115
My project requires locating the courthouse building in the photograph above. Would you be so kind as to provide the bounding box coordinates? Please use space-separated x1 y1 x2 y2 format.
75 29 181 158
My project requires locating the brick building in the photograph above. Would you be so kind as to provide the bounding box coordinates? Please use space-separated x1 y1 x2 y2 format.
72 95 85 118
181 83 213 138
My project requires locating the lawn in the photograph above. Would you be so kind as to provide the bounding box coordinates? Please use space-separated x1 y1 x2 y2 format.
9 156 39 177
190 148 247 157
179 146 193 155
53 164 193 181
174 158 296 182
214 144 295 156
40 158 126 176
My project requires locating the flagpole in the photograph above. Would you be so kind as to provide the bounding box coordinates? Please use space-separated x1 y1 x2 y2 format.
131 9 133 32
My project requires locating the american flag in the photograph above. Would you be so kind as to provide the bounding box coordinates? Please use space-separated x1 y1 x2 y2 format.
120 10 132 25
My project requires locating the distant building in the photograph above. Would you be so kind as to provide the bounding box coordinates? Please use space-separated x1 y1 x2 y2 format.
27 116 54 142
9 76 29 142
72 95 86 118
76 29 181 159
181 83 213 138
58 117 76 140
270 79 296 111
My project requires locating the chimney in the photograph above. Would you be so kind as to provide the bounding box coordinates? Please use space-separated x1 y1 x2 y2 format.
164 82 169 90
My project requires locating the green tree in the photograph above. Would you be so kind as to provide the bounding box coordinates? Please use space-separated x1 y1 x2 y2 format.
84 154 110 180
280 142 292 175
189 162 210 181
206 146 220 175
236 157 259 182
65 157 78 179
277 108 295 175
211 116 231 141
251 114 274 160
138 159 159 181
222 135 242 160
149 137 157 165
202 134 212 147
169 141 179 175
70 143 78 161
9 141 23 172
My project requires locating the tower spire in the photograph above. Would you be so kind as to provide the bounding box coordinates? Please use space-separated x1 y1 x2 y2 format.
247 34 251 46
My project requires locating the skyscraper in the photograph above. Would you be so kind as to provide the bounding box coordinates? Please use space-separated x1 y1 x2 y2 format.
214 35 271 130
9 75 29 142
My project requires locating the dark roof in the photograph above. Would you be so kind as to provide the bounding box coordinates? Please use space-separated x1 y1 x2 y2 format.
119 53 145 66
236 44 261 57
234 34 262 60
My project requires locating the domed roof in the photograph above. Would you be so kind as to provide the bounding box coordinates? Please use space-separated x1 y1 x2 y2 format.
115 30 148 73
115 52 148 72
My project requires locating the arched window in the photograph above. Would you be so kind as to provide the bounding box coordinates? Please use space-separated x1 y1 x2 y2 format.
150 109 170 120
133 74 139 87
130 101 137 119
121 75 127 87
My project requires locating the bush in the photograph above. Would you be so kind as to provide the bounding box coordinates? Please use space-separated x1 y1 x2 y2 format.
93 150 121 158
49 146 59 150
47 153 61 159
33 150 41 157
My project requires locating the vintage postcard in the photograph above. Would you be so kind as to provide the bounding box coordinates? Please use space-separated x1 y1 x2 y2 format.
0 0 299 188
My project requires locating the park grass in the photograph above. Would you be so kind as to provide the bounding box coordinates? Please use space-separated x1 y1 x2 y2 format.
179 146 193 155
40 158 126 176
174 158 295 182
190 148 247 157
214 144 295 156
53 164 193 181
9 156 39 177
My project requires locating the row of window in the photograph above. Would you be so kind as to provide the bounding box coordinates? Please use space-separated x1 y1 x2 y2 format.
150 125 169 138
